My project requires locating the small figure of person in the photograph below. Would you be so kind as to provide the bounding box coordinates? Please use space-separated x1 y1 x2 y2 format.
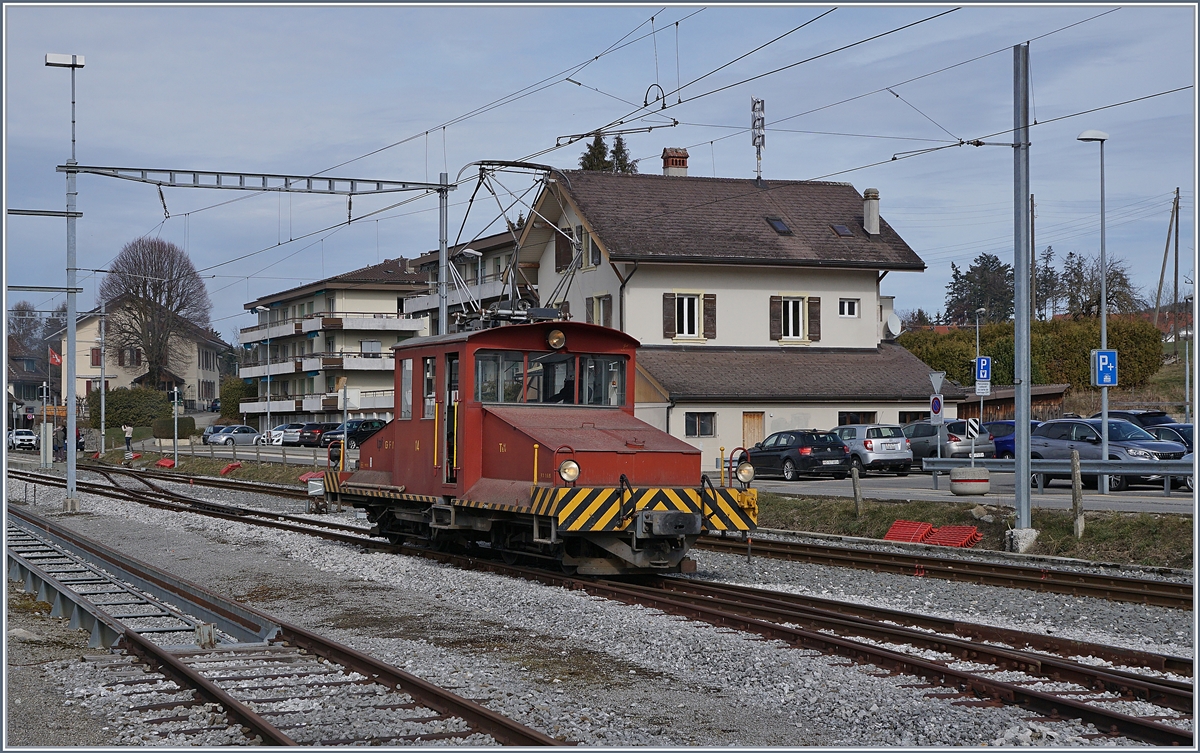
122 424 133 452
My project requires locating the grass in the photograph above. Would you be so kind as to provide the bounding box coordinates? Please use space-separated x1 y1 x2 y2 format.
758 491 1193 569
92 448 318 486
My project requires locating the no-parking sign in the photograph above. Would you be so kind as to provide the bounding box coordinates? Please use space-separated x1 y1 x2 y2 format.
930 394 944 425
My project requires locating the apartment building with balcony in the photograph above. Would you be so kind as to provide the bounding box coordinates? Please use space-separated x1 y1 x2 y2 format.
237 258 430 429
403 230 533 333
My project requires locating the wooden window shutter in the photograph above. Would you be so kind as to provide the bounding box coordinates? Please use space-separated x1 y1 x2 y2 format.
585 298 594 324
559 299 570 318
118 348 125 367
703 294 717 339
808 297 821 342
555 230 571 272
662 293 676 339
769 296 783 341
601 294 613 328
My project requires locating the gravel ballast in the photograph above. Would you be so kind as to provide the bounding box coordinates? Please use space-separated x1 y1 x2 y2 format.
7 475 1193 746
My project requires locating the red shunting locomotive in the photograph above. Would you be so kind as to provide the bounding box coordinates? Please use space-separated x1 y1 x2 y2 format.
325 321 758 574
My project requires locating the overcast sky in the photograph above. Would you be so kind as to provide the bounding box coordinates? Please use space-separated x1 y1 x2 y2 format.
4 4 1195 345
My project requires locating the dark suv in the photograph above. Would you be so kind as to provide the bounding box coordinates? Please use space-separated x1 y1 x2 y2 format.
1030 418 1187 491
298 422 341 447
1089 409 1177 429
741 430 850 481
320 418 387 449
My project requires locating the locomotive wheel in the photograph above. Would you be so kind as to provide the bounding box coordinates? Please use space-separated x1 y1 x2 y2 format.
560 562 578 575
501 550 519 565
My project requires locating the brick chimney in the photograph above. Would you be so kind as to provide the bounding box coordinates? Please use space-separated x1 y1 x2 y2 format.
863 188 880 236
662 147 689 177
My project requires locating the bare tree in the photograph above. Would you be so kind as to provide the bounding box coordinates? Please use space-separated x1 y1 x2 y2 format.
98 238 212 388
7 300 41 351
1061 251 1144 319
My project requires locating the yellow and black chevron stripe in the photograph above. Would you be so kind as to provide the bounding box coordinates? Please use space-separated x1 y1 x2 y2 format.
530 486 757 532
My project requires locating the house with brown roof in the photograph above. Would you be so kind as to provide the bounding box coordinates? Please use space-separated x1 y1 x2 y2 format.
57 296 231 412
237 257 430 429
6 335 53 429
516 149 963 464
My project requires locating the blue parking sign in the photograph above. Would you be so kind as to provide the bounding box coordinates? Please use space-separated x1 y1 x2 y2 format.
1090 349 1118 387
975 356 992 382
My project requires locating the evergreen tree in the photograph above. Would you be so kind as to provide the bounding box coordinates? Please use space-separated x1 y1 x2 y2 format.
943 253 1015 324
610 135 638 174
578 134 611 171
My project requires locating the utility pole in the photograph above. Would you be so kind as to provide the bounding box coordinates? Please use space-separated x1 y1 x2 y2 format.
438 172 449 335
1154 192 1178 329
1012 43 1032 531
1030 194 1036 320
45 53 85 512
99 297 106 453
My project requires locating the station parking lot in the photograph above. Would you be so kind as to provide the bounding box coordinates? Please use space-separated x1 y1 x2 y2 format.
753 469 1196 515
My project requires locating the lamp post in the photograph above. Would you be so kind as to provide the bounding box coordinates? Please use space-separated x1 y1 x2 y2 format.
1078 129 1109 493
254 306 271 442
172 386 179 467
46 52 84 510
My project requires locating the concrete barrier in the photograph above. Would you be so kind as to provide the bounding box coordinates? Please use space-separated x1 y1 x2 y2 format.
949 466 990 495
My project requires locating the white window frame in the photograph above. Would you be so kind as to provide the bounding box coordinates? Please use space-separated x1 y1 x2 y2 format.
839 298 860 318
676 294 700 338
782 296 805 339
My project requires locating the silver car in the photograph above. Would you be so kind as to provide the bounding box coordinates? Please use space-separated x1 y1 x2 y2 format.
903 419 995 460
213 425 261 446
831 424 913 475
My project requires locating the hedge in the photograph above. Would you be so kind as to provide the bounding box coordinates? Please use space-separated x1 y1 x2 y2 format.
152 416 196 439
897 317 1162 390
84 387 172 429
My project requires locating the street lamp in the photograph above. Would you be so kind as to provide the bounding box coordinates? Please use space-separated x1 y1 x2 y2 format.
46 52 85 511
255 305 271 443
1078 129 1110 492
1187 294 1194 423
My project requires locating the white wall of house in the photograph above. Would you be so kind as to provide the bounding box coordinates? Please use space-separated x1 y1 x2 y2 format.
622 265 880 348
636 400 960 469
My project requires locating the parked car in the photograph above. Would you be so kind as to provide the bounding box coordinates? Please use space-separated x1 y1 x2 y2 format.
740 430 850 480
1089 409 1177 429
281 424 306 446
201 424 229 445
830 424 912 475
1030 418 1187 491
298 422 341 447
902 419 996 460
981 420 1042 459
209 398 222 413
1182 452 1194 492
319 418 388 449
212 425 261 446
1145 423 1193 453
259 423 305 446
8 428 39 451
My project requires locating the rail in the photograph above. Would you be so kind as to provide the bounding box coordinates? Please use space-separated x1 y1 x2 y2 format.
922 457 1194 496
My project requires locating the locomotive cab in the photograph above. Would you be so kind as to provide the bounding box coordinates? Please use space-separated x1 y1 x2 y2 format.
326 321 757 574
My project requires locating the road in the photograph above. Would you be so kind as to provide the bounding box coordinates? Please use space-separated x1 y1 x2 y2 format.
752 471 1196 515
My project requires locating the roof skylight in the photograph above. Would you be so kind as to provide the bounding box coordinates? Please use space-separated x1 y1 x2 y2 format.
766 217 792 235
831 224 854 237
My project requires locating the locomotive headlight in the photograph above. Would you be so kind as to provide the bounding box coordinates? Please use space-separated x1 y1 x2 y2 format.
558 459 581 482
736 462 756 484
547 329 566 350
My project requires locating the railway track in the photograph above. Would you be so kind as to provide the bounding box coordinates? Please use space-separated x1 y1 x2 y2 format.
78 462 312 500
695 534 1194 611
10 467 1194 743
6 508 565 747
